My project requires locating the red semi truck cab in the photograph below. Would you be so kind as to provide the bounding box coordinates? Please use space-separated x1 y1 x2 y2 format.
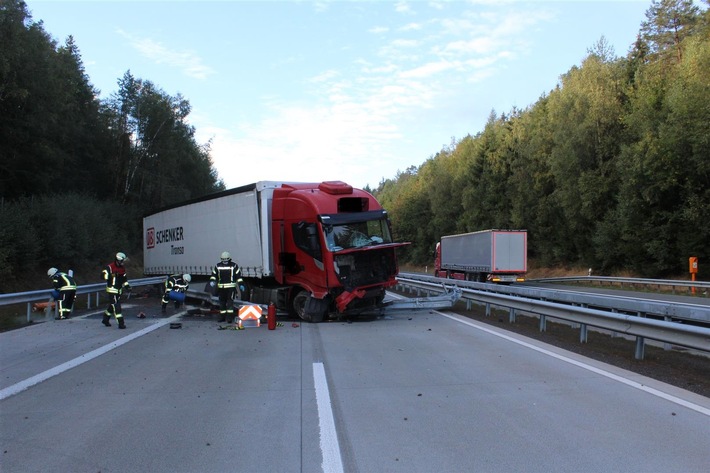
268 181 408 320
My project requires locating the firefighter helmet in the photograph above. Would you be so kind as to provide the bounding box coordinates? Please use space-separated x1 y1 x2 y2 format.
221 251 231 261
47 267 59 278
183 274 191 283
115 252 127 262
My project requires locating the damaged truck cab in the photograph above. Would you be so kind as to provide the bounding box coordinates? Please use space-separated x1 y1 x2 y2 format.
269 181 407 321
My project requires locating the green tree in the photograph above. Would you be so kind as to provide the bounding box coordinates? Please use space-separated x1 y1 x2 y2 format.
640 0 700 65
545 50 627 265
1 0 62 196
104 72 224 208
614 30 710 275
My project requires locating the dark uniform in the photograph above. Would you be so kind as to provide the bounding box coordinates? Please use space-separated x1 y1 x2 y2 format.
102 252 130 329
48 268 77 320
210 252 245 323
162 273 191 312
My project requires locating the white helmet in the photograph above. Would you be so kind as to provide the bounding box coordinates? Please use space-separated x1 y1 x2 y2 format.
48 267 59 278
116 252 127 262
183 274 191 283
221 251 231 261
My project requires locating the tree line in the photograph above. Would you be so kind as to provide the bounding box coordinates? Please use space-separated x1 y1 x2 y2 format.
0 0 224 291
373 0 709 278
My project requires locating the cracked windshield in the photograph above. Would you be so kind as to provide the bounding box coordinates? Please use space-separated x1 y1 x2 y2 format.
323 219 392 251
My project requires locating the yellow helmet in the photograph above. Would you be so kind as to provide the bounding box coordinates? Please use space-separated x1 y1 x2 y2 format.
47 267 59 278
221 251 231 262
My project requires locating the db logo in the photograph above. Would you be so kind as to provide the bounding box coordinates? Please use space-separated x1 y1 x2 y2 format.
146 227 155 249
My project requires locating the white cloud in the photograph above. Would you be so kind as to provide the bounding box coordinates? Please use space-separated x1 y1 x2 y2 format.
394 1 413 14
195 100 402 190
117 29 215 80
368 26 389 34
399 59 454 79
400 22 422 31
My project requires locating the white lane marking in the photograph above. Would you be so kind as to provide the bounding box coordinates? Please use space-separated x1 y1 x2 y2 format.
313 362 344 473
0 314 182 401
440 312 710 417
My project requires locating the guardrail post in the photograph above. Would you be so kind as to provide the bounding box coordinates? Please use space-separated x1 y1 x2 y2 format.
485 303 491 317
539 314 546 332
509 308 516 323
663 316 671 350
580 323 588 343
635 337 645 360
26 302 31 323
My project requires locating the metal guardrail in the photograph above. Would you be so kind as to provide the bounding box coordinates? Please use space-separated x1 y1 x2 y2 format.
530 275 710 296
395 276 710 360
400 273 710 324
0 277 166 323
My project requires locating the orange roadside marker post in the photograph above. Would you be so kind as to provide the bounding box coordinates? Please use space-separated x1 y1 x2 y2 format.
689 256 698 295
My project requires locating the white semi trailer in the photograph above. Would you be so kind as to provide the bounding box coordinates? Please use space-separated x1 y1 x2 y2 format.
434 229 527 283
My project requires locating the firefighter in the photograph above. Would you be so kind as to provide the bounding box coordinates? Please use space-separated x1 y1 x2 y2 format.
47 268 77 320
210 251 245 323
102 252 130 329
162 273 191 312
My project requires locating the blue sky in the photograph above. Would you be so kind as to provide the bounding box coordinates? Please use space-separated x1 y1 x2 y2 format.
29 0 651 190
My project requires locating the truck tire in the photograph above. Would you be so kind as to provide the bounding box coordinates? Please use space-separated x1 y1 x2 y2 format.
291 290 308 320
291 290 326 323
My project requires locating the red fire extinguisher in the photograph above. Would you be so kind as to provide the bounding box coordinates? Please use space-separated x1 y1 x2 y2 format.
268 302 276 330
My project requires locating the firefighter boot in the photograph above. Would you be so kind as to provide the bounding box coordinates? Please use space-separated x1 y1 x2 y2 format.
117 316 126 329
161 303 167 313
102 314 111 327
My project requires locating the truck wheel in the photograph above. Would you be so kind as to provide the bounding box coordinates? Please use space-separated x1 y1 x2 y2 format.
291 290 326 323
292 290 309 321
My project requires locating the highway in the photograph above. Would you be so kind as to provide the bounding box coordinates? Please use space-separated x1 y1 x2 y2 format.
1 295 709 473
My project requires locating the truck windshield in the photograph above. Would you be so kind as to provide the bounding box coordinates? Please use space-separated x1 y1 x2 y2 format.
321 216 393 251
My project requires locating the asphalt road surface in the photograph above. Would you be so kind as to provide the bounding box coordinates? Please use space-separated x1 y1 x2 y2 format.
1 296 709 473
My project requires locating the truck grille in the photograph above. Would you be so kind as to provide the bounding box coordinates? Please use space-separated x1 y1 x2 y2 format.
334 249 397 289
